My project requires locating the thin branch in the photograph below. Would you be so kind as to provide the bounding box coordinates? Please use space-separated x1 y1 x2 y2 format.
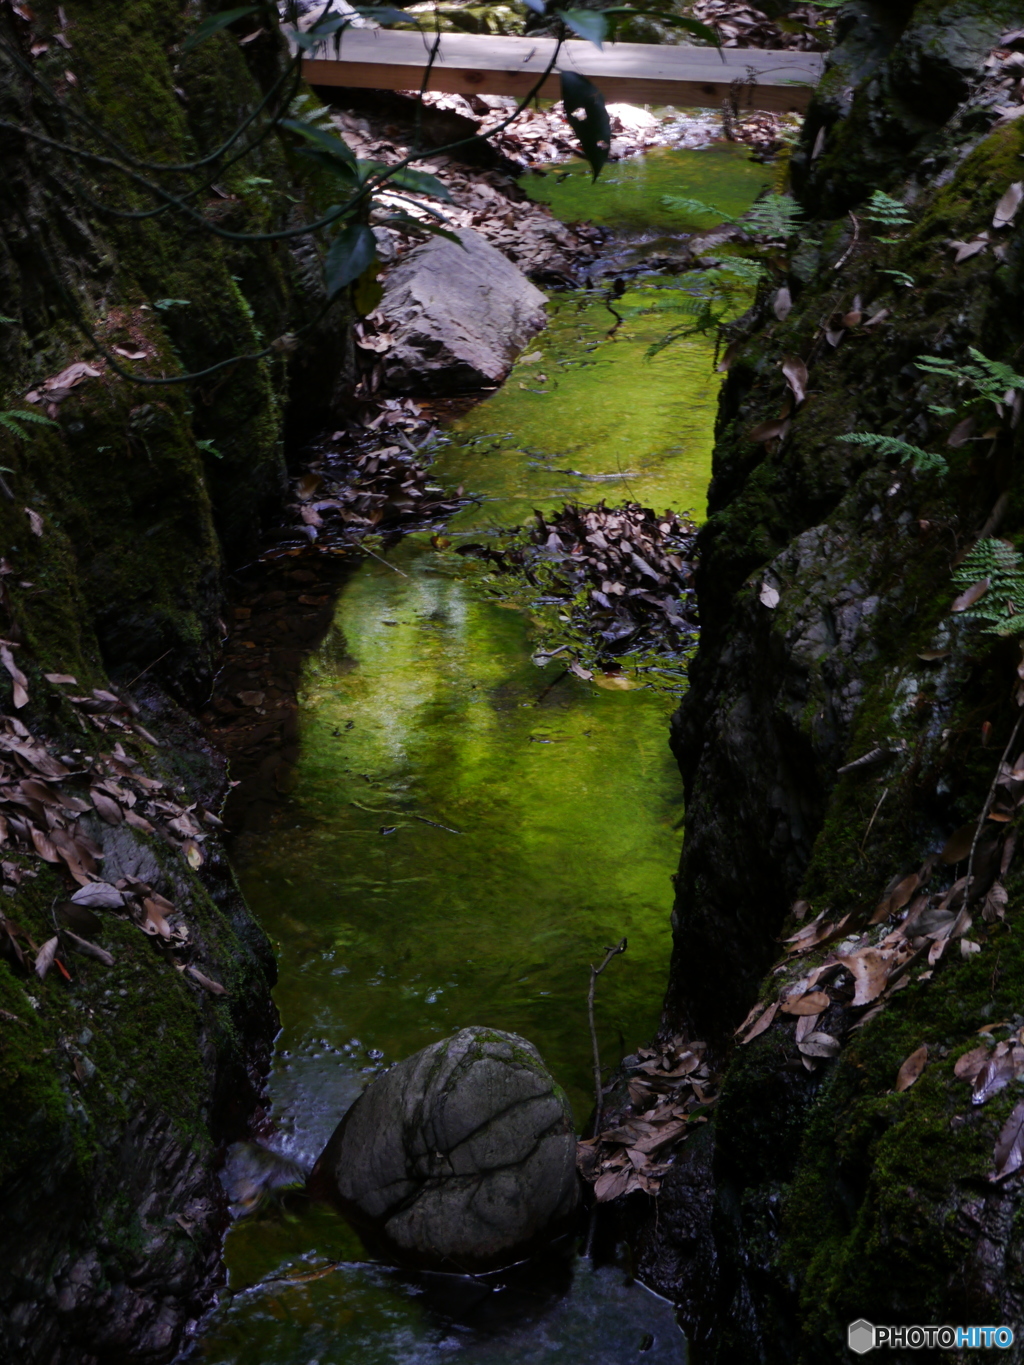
588 937 627 1139
965 708 1024 905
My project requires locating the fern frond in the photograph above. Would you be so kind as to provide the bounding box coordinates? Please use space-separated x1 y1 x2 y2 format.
0 413 27 439
953 538 1024 635
741 193 803 239
837 431 945 472
4 409 58 426
861 189 912 227
661 195 735 222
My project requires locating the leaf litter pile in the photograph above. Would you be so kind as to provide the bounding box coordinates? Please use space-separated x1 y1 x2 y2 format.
734 746 1024 1182
577 1033 715 1200
0 711 230 997
455 501 698 680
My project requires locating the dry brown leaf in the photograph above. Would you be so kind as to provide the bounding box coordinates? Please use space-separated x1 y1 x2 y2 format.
24 508 43 537
954 1044 991 1082
797 1031 840 1059
951 579 990 613
35 935 59 980
71 882 124 910
993 181 1024 229
780 989 830 1016
795 1011 821 1043
941 823 978 864
983 882 1008 923
0 645 28 710
593 1167 631 1202
781 355 808 406
143 899 172 939
759 582 780 608
773 286 792 322
740 999 779 1043
894 1044 928 1092
187 965 227 996
64 930 114 966
43 673 77 685
947 416 976 448
991 1099 1024 1181
840 947 890 1006
748 418 790 445
89 789 123 826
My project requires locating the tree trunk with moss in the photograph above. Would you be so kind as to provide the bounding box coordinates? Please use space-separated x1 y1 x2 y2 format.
0 4 352 1361
643 2 1024 1358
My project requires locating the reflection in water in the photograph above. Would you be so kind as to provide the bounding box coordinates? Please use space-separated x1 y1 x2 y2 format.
197 153 771 1363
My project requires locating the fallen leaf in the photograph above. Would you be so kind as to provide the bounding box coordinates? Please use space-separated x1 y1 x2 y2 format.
952 579 991 613
842 308 862 328
863 308 891 327
759 581 781 609
112 347 148 360
797 1031 840 1058
24 508 43 537
0 645 28 709
954 1044 991 1082
187 965 227 995
124 809 156 834
740 999 779 1043
44 673 77 685
748 418 790 444
991 1099 1024 1180
972 1044 1019 1106
993 181 1024 229
35 935 59 979
951 238 988 263
773 286 792 321
89 789 123 825
64 931 114 966
983 882 1008 923
183 839 204 869
593 1167 631 1202
840 947 890 1006
941 823 978 863
947 416 976 448
780 989 830 1016
895 1044 928 1091
795 1011 821 1043
29 826 60 862
782 355 808 406
71 882 125 910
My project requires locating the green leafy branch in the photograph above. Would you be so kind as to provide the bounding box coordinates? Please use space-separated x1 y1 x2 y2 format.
916 348 1024 416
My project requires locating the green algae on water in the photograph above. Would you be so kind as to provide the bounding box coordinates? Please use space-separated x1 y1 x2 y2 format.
524 143 773 230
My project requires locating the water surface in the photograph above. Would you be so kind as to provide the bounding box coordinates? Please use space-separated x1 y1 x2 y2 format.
198 137 771 1365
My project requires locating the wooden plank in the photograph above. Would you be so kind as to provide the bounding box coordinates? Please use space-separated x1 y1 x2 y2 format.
301 32 824 114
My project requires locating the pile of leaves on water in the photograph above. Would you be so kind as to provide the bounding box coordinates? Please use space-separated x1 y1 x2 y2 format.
0 711 230 997
456 501 698 682
576 1033 716 1200
736 743 1024 1179
273 408 465 553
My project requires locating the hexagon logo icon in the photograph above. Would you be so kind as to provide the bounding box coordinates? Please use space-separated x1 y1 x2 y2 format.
848 1320 875 1354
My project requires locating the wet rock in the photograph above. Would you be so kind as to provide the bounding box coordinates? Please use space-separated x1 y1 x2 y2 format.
309 1025 579 1269
379 228 547 393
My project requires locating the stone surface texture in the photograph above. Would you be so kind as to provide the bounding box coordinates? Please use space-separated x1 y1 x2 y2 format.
311 1026 578 1269
379 228 548 392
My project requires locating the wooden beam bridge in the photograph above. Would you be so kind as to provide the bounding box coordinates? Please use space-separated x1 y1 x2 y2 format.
301 31 824 115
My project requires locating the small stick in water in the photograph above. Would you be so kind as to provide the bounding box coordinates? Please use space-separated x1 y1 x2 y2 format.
584 936 626 1258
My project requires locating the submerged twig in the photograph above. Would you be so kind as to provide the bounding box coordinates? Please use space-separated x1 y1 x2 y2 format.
584 937 626 1258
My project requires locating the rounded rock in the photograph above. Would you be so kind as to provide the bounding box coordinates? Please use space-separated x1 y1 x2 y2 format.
309 1025 579 1270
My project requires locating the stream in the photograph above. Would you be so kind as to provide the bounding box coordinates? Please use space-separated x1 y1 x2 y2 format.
195 142 771 1365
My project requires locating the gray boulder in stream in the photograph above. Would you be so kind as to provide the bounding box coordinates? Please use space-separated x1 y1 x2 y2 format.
308 1026 579 1269
379 227 547 393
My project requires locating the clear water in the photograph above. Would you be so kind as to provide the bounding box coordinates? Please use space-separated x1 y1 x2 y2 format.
196 140 771 1365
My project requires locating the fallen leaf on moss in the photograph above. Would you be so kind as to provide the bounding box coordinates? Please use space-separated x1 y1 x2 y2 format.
991 1100 1024 1181
188 965 227 995
894 1044 928 1091
797 1031 840 1058
739 999 778 1043
780 989 830 1015
993 181 1023 229
34 935 59 979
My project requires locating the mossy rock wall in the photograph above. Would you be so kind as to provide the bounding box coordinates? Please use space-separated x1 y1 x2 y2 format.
0 4 354 1361
654 4 1024 1358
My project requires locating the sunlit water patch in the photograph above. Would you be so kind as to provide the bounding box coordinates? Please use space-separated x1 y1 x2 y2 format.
196 137 774 1365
